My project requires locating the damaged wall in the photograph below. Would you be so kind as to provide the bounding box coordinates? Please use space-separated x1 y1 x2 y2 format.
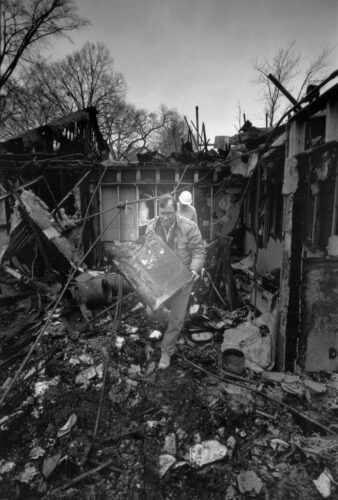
244 232 282 274
99 164 217 253
280 85 338 372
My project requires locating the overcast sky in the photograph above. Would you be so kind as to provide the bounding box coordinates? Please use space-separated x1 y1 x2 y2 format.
49 0 338 142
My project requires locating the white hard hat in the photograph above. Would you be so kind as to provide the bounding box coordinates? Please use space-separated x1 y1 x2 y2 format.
179 191 192 205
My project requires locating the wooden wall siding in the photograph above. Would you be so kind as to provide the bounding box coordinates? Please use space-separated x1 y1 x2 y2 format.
99 166 216 246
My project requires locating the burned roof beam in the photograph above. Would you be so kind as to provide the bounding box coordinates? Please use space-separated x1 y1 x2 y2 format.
0 175 44 202
268 73 302 111
8 183 52 271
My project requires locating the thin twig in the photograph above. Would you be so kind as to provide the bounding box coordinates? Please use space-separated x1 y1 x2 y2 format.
42 459 122 499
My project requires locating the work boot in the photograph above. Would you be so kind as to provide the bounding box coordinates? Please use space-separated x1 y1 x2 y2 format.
158 352 171 370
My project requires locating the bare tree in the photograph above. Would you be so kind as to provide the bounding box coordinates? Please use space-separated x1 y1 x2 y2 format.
0 0 88 91
0 42 127 139
0 78 57 136
253 42 331 126
1 40 176 160
102 102 174 161
153 107 187 156
26 42 126 114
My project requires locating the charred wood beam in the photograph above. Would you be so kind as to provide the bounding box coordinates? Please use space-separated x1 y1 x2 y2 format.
268 73 302 111
42 176 63 225
8 183 51 271
52 170 92 215
0 176 44 202
295 140 338 158
184 116 198 150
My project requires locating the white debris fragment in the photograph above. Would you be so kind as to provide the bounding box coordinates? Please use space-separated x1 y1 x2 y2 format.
149 330 162 339
69 357 81 366
237 470 263 495
115 336 125 350
189 440 228 467
29 447 46 460
78 354 94 365
124 324 138 334
0 460 16 474
226 436 237 458
159 454 176 477
95 363 104 379
270 438 289 451
128 364 141 377
129 334 140 341
207 320 226 329
34 381 50 397
75 366 96 386
24 367 36 380
163 433 177 455
130 302 144 312
146 420 160 429
191 331 213 342
189 304 200 315
57 413 77 438
176 428 188 441
17 463 39 483
313 470 333 498
50 376 61 387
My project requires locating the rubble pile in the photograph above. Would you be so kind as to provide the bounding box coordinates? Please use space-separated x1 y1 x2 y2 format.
0 189 337 499
1 284 338 500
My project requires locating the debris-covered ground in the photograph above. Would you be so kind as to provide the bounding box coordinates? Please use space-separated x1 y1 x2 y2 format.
1 274 338 500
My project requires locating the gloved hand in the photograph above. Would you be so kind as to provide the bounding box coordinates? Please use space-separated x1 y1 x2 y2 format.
190 270 199 282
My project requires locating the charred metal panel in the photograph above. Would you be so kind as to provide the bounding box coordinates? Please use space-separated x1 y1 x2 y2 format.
300 258 338 371
109 232 193 311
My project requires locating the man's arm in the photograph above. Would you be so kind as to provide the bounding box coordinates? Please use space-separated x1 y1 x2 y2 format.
187 223 205 273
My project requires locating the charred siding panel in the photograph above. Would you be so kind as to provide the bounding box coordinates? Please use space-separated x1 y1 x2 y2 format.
300 258 338 371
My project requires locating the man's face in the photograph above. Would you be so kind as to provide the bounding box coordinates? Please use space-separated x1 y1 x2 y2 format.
159 201 176 229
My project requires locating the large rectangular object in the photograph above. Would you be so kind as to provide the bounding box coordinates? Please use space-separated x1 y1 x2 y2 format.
300 258 338 371
109 232 192 310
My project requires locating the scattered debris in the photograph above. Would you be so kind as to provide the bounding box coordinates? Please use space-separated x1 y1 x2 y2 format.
237 470 264 495
75 366 97 386
188 440 228 467
0 210 338 499
159 454 176 478
57 413 78 438
313 470 333 498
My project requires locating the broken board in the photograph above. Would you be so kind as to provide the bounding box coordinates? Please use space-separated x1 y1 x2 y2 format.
109 232 193 310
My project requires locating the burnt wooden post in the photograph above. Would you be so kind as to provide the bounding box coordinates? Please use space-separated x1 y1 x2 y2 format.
208 234 234 310
217 234 234 310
